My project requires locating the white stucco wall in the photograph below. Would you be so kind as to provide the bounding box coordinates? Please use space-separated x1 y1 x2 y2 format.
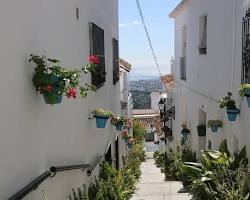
0 0 124 199
171 0 250 157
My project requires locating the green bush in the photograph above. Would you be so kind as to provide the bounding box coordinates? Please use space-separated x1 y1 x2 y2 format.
88 144 143 200
182 139 249 200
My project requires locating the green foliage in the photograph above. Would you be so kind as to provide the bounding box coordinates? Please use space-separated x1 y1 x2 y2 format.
239 84 250 97
92 108 113 117
219 92 236 109
132 119 146 143
207 120 223 128
182 140 249 200
88 144 144 200
111 116 128 126
68 185 87 200
29 54 97 104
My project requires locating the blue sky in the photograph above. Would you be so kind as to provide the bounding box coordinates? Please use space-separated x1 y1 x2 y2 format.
119 0 180 80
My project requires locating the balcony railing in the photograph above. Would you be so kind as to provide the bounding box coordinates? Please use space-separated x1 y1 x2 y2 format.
180 57 186 81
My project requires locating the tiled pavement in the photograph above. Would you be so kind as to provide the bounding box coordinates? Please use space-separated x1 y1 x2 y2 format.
132 159 191 200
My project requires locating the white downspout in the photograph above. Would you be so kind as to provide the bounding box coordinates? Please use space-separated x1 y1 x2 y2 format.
230 0 237 152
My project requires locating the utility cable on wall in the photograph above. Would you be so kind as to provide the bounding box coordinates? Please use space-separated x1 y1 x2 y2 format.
135 0 168 92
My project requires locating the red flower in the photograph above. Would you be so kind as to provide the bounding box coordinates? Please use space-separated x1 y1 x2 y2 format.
88 55 100 65
66 88 77 99
47 85 53 92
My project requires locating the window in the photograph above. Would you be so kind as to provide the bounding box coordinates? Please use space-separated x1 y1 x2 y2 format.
113 38 119 84
199 15 207 54
89 22 106 88
180 25 187 80
242 9 250 83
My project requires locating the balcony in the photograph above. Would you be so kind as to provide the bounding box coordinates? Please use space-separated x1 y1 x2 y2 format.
180 57 186 81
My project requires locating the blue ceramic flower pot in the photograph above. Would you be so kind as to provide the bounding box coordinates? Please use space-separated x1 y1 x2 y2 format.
127 143 133 149
124 138 129 143
43 94 62 105
43 74 64 105
115 124 123 131
245 90 250 108
211 126 218 133
226 109 240 121
94 115 109 128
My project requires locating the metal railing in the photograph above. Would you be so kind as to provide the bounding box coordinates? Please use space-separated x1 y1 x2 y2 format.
8 155 102 200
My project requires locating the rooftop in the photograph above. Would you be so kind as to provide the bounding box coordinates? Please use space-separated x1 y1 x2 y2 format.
160 74 175 90
169 0 187 18
120 58 132 72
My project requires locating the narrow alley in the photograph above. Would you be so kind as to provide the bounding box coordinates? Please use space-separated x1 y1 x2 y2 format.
132 159 191 200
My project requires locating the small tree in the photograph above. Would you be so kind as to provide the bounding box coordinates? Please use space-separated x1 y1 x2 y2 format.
132 119 146 143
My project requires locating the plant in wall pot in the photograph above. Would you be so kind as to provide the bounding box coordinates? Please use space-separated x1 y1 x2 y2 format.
239 84 250 108
122 131 129 143
127 137 134 149
92 108 113 128
207 120 223 133
197 124 206 137
111 116 127 131
30 54 97 105
219 92 240 121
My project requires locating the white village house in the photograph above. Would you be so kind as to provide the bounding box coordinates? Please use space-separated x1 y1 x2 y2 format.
0 0 132 199
169 0 250 158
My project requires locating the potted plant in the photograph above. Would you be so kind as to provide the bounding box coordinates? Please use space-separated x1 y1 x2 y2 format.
207 120 223 132
122 131 129 143
127 137 134 149
219 92 240 121
197 124 206 137
92 108 113 128
239 84 250 108
111 116 127 131
29 54 97 105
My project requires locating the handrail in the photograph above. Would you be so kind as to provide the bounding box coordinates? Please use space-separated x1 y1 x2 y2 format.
8 171 51 200
87 155 102 176
9 156 102 200
50 164 90 177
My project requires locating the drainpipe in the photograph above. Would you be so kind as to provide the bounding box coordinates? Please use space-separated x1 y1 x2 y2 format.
229 0 237 152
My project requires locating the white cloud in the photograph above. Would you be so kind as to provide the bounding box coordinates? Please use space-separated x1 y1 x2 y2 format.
119 21 141 28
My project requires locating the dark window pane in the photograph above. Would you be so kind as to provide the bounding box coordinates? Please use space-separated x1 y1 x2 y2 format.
113 38 119 84
89 23 106 88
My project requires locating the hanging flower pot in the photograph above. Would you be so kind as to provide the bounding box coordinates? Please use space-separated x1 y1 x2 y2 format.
122 131 129 142
42 75 64 105
115 123 124 131
29 54 98 105
239 84 250 108
197 125 206 137
127 143 133 149
92 108 113 129
219 92 240 122
111 116 127 131
226 109 240 121
207 120 223 133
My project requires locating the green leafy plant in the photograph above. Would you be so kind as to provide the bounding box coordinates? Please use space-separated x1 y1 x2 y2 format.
88 144 144 200
29 54 97 104
92 108 113 117
219 92 237 109
132 119 146 144
182 139 248 200
68 185 88 200
239 84 250 97
111 116 128 125
207 120 223 128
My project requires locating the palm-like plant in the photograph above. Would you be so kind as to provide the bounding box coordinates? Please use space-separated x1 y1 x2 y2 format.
182 140 248 200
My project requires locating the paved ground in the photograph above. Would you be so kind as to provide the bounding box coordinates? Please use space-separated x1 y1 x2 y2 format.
132 159 191 200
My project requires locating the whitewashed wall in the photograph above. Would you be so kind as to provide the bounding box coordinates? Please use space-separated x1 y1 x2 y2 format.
170 0 250 157
0 0 122 199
